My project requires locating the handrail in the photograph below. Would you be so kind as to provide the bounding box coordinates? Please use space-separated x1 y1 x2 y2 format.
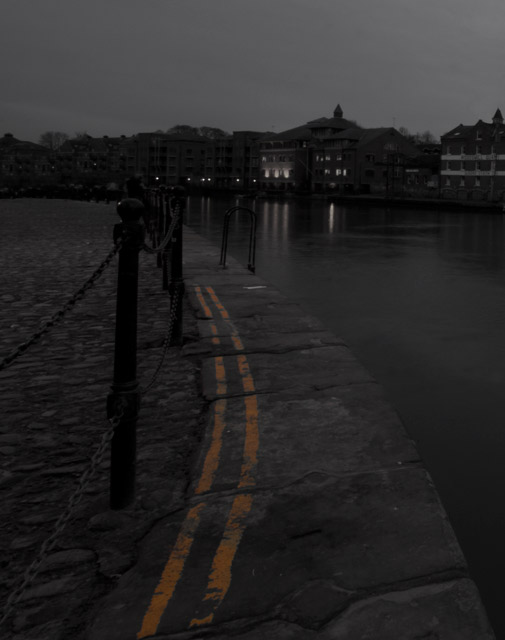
219 206 257 273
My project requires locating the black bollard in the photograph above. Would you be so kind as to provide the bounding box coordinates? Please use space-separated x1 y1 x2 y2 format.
168 187 185 345
107 198 145 509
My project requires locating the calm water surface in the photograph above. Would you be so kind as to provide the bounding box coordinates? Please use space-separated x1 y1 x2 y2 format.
186 195 505 638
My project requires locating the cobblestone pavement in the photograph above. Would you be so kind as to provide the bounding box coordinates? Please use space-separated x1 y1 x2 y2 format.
0 199 206 639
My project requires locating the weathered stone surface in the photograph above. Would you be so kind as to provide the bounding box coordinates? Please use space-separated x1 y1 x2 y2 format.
0 204 495 640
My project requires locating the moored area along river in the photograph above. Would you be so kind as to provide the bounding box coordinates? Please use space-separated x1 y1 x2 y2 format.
186 195 505 638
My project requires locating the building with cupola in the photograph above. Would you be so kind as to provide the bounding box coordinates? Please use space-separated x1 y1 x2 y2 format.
440 109 505 202
258 104 420 194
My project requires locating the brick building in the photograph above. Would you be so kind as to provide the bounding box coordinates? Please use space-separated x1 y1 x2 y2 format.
127 133 208 187
203 131 267 191
58 135 130 185
258 105 420 194
441 109 505 202
0 134 55 189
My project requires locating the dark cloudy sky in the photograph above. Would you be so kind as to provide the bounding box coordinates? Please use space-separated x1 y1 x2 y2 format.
3 0 505 143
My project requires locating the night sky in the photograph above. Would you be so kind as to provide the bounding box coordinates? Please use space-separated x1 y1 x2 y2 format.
3 0 505 142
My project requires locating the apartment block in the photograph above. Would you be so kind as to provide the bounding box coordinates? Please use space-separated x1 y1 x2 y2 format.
441 109 505 201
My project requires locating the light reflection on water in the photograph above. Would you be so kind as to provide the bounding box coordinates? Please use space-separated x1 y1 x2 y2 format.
186 195 505 636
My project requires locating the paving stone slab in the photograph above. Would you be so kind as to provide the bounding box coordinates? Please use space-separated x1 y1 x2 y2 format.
87 467 466 639
184 329 343 357
200 345 374 400
165 579 493 640
194 384 420 495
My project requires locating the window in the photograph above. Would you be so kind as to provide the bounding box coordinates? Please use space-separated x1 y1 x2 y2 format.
475 177 481 187
461 145 466 154
476 130 482 140
365 154 375 162
446 146 451 155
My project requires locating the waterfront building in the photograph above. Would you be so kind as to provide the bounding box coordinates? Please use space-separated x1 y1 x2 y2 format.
58 135 131 186
126 132 208 187
203 131 267 191
441 109 505 202
404 143 441 195
258 105 420 195
259 104 357 193
0 133 55 190
312 126 419 195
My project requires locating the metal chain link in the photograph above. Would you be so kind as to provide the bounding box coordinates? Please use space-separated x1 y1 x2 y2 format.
0 239 123 372
142 208 180 255
141 282 182 394
0 410 123 629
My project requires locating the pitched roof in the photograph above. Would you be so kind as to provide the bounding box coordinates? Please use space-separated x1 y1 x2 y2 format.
0 133 21 148
493 108 503 121
441 124 474 138
307 116 358 131
266 123 313 142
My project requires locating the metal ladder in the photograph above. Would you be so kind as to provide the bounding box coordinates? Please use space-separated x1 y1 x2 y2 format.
219 206 257 273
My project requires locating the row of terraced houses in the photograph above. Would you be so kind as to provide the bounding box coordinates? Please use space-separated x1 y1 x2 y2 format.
2 104 505 202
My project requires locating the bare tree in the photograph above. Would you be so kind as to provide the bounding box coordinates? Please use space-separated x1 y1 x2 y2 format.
38 131 69 150
398 127 439 144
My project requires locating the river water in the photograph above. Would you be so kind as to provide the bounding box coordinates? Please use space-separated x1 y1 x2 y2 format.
185 195 505 637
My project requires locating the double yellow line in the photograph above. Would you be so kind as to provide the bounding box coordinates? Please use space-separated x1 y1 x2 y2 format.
137 285 259 637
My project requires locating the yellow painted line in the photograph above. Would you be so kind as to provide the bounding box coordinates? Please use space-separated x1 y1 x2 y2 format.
194 399 227 495
194 285 213 318
206 286 245 351
206 286 230 319
236 354 255 394
238 394 259 489
137 502 205 639
189 493 254 628
215 356 227 396
138 285 259 635
231 335 244 350
191 319 259 626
